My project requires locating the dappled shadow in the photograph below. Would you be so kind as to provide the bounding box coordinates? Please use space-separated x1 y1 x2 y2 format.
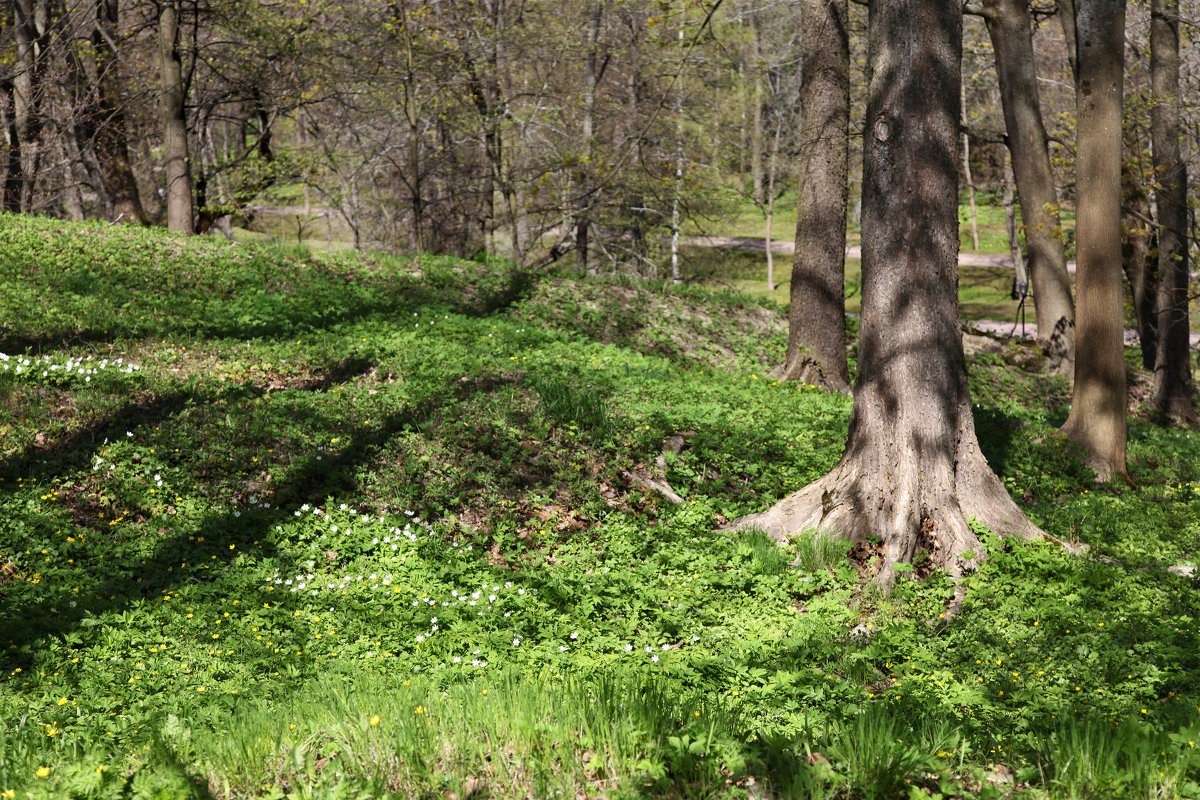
0 363 516 672
971 405 1025 478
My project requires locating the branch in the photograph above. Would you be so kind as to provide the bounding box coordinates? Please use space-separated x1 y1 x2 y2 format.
963 1 992 18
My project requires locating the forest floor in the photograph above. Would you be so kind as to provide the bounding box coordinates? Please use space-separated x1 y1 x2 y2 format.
2 214 1198 799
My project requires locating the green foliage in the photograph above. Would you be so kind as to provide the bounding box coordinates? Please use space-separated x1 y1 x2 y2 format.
0 216 1197 798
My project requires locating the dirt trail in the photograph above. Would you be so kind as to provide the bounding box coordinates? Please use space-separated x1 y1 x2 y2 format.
966 318 1200 347
684 236 1077 271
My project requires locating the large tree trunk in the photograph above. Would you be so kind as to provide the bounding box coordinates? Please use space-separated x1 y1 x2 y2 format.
780 0 850 393
739 0 1039 586
983 0 1076 374
1060 0 1127 481
92 0 149 224
158 0 194 234
1149 0 1194 421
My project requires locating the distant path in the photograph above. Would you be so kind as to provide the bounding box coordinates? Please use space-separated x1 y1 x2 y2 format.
967 318 1200 347
685 236 1197 347
684 236 1078 272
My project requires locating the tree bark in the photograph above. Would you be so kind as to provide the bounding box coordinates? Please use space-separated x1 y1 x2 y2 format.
1149 0 1194 421
961 83 980 252
92 0 149 224
983 0 1076 374
764 118 782 292
740 0 1040 586
576 0 604 275
1120 162 1155 369
10 0 50 213
158 0 194 234
1057 0 1080 83
1002 157 1021 269
749 8 764 205
781 0 850 393
1060 0 1127 481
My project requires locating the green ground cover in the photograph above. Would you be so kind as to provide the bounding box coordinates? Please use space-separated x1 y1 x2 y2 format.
1 214 1198 799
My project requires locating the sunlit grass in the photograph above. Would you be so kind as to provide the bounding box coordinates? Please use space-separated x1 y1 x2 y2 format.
0 213 1197 799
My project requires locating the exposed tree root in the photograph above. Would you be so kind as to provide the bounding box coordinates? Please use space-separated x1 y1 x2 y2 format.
779 354 851 394
730 426 1051 588
623 433 693 505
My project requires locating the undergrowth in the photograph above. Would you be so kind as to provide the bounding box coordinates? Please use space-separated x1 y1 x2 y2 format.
0 214 1197 798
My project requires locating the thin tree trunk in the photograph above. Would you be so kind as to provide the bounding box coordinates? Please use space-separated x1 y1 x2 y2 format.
738 0 1039 586
983 0 1076 374
961 83 980 252
1121 163 1155 369
669 12 684 286
749 8 764 205
1002 157 1021 268
158 0 194 233
1150 0 1194 421
576 0 603 275
397 5 425 252
765 119 782 293
1060 0 1127 481
1 79 24 212
781 0 850 392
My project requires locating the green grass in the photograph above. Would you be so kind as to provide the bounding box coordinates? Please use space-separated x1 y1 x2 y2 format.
1 213 1198 799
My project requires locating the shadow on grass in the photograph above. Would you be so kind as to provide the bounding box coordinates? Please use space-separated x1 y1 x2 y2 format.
0 366 516 674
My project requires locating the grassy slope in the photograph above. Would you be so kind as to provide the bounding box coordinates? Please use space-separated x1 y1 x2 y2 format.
0 215 1198 799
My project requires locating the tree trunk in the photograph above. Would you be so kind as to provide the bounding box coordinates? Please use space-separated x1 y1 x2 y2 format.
158 0 194 234
576 0 603 276
1060 0 1127 481
1 79 23 212
764 118 782 293
93 0 149 224
781 0 850 393
749 8 764 205
1057 0 1080 83
961 84 980 252
740 0 1040 586
1002 158 1021 269
11 0 49 213
984 0 1076 374
1120 163 1155 369
1149 0 1194 421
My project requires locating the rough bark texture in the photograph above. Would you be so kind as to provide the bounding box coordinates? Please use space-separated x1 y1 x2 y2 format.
740 0 1040 586
158 0 194 234
1060 0 1127 481
983 0 1076 374
1150 0 1195 422
782 0 850 393
92 0 149 224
